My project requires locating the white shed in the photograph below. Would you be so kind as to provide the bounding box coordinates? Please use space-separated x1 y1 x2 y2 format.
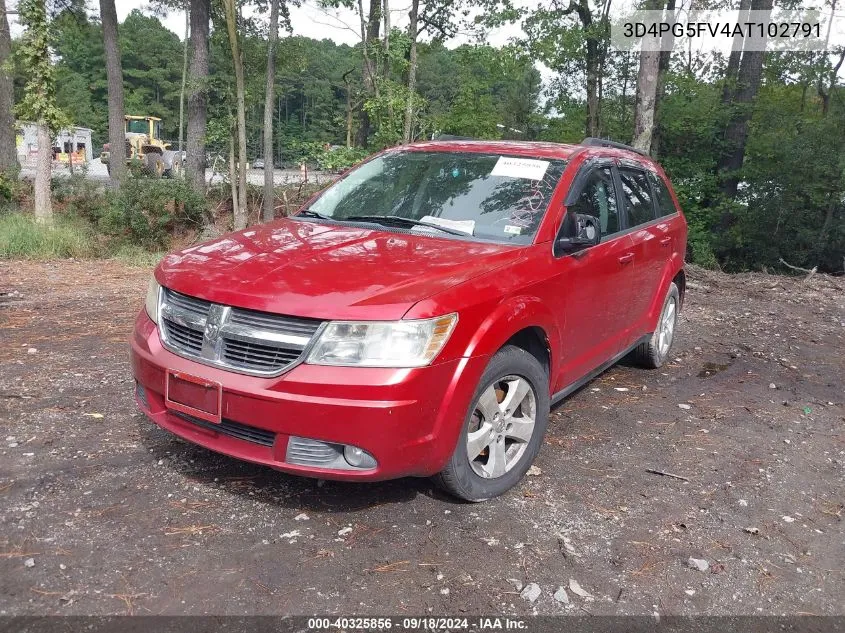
16 124 94 166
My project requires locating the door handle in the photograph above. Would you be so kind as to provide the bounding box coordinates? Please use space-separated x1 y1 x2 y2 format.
659 237 672 247
618 253 634 265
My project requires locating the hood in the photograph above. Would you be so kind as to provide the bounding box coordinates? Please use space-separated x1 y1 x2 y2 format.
156 218 526 320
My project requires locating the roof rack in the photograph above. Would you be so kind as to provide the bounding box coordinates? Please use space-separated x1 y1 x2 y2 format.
581 137 649 157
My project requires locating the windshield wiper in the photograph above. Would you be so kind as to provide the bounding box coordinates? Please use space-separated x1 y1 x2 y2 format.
344 215 467 237
296 209 334 221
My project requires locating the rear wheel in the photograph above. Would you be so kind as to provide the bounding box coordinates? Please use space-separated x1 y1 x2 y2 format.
166 156 183 179
434 345 549 502
631 282 680 369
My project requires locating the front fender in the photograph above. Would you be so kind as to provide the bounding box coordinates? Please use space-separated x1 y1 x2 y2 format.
460 295 561 386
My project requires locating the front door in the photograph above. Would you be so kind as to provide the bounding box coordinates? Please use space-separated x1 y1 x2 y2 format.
550 165 636 390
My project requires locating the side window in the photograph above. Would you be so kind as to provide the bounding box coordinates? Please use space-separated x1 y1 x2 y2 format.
567 166 619 237
648 172 678 217
618 168 656 227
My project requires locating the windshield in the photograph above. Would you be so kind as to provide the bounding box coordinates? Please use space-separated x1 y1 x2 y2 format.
126 120 148 134
302 151 567 244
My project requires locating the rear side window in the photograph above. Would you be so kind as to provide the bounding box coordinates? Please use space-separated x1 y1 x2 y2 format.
618 169 656 227
648 172 678 217
567 166 619 237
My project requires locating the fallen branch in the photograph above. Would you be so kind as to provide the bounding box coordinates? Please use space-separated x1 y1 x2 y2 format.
645 468 690 482
779 257 817 280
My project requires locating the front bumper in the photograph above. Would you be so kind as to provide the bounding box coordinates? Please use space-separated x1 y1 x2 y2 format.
130 310 487 481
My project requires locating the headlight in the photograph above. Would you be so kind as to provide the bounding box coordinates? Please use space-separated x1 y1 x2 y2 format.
306 314 458 367
145 278 161 324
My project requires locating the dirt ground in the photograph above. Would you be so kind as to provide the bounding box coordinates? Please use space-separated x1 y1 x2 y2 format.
0 259 843 616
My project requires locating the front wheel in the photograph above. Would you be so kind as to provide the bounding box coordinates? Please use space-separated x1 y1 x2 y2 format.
434 345 550 502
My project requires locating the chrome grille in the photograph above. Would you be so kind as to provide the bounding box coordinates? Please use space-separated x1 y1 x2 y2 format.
158 288 323 376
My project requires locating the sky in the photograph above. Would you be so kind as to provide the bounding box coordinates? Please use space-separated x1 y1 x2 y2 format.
113 0 521 48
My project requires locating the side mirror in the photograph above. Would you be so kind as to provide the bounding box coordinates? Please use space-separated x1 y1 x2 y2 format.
556 213 601 253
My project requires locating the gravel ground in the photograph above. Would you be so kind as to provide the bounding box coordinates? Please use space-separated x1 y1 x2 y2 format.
0 260 843 616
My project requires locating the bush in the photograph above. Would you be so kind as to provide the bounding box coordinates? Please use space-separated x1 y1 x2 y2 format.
314 146 368 172
51 172 108 220
98 177 207 248
0 212 99 259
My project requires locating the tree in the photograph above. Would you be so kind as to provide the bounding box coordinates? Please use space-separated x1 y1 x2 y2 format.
0 0 17 173
186 0 210 194
16 0 67 223
524 0 612 138
100 0 126 185
356 0 381 146
631 0 662 153
222 0 247 229
403 0 419 143
262 0 280 222
716 0 773 199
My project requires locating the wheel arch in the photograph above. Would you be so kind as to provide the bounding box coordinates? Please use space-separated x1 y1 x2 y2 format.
457 295 561 392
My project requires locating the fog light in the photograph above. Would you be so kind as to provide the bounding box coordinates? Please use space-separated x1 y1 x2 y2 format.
343 445 377 469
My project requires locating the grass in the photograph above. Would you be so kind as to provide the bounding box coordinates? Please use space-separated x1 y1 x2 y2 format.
0 212 99 259
0 213 163 267
109 244 165 268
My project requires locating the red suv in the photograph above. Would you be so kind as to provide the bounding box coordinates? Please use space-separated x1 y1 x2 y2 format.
131 138 687 501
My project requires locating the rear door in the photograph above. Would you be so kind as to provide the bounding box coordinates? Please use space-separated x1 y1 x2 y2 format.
615 163 669 340
551 163 637 389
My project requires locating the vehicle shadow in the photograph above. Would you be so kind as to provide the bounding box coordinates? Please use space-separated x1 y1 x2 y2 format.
135 415 460 512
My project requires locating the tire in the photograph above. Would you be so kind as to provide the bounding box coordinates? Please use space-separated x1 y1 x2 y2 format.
166 156 183 179
144 152 164 178
434 345 550 502
631 282 680 369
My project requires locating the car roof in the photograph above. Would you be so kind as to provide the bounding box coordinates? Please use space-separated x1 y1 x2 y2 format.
404 139 656 166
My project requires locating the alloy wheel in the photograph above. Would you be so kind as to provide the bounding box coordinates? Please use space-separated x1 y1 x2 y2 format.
466 375 536 479
657 295 677 357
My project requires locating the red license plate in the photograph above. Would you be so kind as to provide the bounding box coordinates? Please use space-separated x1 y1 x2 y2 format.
165 370 223 424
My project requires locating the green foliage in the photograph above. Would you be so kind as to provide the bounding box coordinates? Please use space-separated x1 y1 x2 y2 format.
314 146 368 172
98 177 207 248
15 0 69 131
0 212 98 259
51 173 106 219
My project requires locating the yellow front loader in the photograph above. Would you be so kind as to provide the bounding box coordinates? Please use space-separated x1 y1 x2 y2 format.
101 115 182 178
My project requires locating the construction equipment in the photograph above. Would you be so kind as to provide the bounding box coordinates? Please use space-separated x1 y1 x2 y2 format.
100 115 182 178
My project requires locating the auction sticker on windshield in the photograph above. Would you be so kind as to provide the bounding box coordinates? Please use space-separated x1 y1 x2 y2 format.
490 156 549 180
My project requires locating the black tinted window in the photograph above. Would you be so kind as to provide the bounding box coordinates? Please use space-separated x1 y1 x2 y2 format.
619 169 656 227
568 167 619 236
648 172 678 217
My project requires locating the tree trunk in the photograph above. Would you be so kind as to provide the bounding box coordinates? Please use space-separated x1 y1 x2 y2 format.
262 0 279 222
585 37 600 137
632 49 660 153
223 0 248 230
186 0 210 194
100 0 125 186
344 69 354 148
717 0 773 200
356 0 381 147
178 8 188 154
34 123 52 224
402 0 419 143
650 0 676 158
0 0 17 173
228 133 239 224
632 0 664 154
721 0 752 105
